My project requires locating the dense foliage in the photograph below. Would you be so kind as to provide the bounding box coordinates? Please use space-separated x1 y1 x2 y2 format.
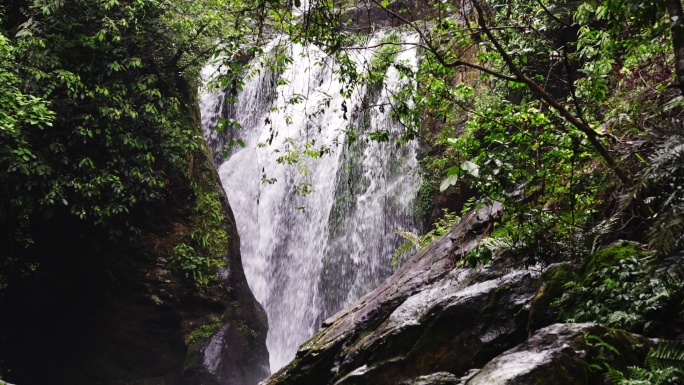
273 0 684 265
553 243 683 332
258 2 684 378
0 0 273 287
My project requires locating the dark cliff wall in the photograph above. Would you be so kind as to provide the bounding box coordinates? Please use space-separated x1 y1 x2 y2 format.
0 94 269 385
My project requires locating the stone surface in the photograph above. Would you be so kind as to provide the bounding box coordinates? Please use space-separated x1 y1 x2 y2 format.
465 323 654 385
339 0 445 34
405 372 461 385
527 262 573 333
180 142 270 385
261 204 547 385
258 202 655 385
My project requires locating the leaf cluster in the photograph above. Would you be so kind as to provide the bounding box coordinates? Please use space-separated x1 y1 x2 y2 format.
608 341 684 385
170 183 229 285
393 209 459 265
0 0 262 287
625 119 684 257
552 244 683 333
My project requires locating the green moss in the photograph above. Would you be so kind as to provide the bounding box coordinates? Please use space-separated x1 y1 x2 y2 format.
169 179 229 285
238 320 259 339
578 242 649 284
528 262 573 329
537 262 573 303
187 318 224 345
257 307 268 328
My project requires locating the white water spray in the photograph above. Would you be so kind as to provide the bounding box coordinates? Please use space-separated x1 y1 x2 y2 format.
200 33 422 372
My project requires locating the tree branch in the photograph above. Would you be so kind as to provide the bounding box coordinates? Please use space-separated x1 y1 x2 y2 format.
470 0 632 186
367 0 519 82
533 0 570 27
667 0 684 94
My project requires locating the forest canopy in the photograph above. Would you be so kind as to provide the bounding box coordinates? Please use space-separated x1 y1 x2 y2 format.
2 0 684 285
282 0 684 263
0 0 277 288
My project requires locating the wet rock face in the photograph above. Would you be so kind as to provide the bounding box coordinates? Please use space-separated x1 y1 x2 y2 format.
465 323 654 385
331 268 538 385
399 324 653 385
259 202 653 385
404 372 462 385
339 0 442 34
0 117 268 385
262 204 544 385
180 167 270 385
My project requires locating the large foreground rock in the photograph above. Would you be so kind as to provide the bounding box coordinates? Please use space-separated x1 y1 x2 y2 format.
264 204 539 384
464 323 654 385
262 204 653 385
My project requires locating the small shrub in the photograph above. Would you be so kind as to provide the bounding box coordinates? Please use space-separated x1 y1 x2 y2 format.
170 183 228 285
552 244 677 332
188 318 224 344
393 209 460 265
608 341 684 385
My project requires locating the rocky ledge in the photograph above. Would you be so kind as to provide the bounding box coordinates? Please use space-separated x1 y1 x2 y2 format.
262 205 653 384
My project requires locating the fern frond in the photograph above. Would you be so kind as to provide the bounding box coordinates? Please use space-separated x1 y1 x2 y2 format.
663 264 684 297
622 120 684 257
589 216 619 253
606 367 627 384
646 341 684 373
480 235 515 253
652 366 684 384
394 229 421 247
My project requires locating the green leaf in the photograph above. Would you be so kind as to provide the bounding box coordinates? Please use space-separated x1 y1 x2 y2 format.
446 165 460 176
440 174 458 192
461 160 479 178
370 131 390 142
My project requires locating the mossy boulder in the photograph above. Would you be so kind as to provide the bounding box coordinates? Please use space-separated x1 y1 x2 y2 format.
465 323 655 385
528 262 573 332
577 241 650 285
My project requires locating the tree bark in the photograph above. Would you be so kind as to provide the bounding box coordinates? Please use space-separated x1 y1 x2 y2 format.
667 0 684 94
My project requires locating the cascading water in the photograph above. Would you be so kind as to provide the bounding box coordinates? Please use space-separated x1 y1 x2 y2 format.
200 33 422 372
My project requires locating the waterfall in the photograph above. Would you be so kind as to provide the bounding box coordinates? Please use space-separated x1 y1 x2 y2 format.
200 33 422 372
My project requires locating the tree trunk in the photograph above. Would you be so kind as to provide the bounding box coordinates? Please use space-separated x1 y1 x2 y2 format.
667 0 684 94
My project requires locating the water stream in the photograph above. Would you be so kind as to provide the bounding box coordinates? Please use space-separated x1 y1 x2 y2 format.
200 33 422 372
